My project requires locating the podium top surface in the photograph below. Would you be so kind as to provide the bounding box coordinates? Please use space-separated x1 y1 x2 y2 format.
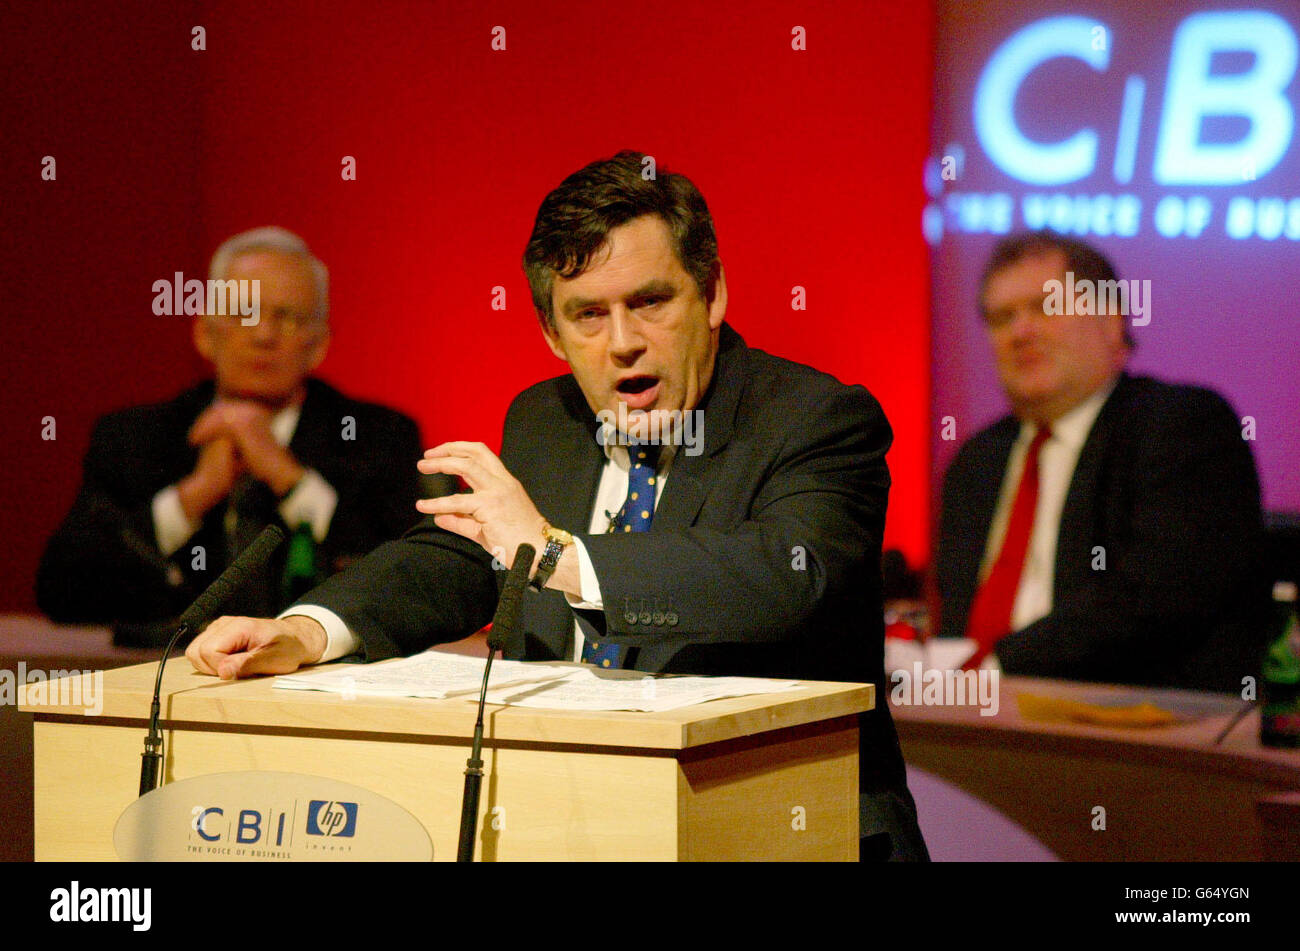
19 655 873 751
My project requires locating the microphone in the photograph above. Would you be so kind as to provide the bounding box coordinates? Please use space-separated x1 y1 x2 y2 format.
117 525 185 588
138 523 286 796
82 493 184 588
457 543 535 861
485 546 534 653
178 524 285 629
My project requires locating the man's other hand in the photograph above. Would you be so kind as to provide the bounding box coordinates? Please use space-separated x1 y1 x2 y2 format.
185 614 327 679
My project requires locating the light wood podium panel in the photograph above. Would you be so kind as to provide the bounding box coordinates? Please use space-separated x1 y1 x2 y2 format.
24 660 869 861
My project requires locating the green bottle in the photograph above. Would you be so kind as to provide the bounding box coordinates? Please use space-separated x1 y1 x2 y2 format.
282 520 322 605
1261 581 1300 748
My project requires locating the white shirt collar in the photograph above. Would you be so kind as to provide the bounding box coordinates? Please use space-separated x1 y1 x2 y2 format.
599 435 675 471
1017 378 1116 451
270 403 301 447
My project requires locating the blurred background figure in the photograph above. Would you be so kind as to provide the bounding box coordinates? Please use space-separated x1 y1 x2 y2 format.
36 227 439 642
934 232 1267 693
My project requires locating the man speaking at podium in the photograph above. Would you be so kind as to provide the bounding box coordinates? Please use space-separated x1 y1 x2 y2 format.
186 152 928 861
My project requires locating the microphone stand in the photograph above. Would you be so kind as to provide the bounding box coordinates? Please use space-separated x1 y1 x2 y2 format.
137 523 286 796
139 622 192 795
456 644 498 861
457 543 534 862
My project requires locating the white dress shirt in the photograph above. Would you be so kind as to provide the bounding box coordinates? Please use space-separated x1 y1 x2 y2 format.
565 442 673 659
294 440 673 663
979 382 1113 632
151 402 338 555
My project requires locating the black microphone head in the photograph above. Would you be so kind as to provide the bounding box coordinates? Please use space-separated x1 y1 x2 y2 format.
512 543 537 569
486 543 535 651
179 523 286 629
242 522 287 562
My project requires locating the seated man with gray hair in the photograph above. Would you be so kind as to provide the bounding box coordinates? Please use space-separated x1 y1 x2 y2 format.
37 227 431 633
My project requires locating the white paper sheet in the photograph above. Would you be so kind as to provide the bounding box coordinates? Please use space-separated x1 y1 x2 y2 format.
273 650 801 711
481 667 801 712
273 651 572 698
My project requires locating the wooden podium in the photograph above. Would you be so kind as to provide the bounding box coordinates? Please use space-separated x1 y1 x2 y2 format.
23 658 869 861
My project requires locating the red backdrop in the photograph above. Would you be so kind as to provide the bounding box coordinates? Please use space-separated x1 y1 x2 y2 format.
1 0 933 611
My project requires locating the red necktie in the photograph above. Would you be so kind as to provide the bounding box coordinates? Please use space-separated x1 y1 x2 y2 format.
963 424 1052 669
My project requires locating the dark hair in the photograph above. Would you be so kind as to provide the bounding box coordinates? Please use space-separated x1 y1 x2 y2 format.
523 151 719 327
979 230 1134 347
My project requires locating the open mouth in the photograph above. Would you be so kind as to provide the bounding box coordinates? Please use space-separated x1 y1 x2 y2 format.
617 376 658 394
616 375 661 410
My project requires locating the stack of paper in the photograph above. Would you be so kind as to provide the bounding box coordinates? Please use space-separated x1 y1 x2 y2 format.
480 666 801 712
273 652 801 712
274 652 570 699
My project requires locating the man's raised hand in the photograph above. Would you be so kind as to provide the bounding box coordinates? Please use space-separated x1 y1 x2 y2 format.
416 441 544 574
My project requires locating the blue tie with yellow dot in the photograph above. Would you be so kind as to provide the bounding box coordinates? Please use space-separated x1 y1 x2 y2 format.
582 442 662 669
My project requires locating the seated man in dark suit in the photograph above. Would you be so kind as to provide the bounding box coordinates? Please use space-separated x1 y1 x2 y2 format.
936 231 1266 693
185 151 929 861
37 227 429 630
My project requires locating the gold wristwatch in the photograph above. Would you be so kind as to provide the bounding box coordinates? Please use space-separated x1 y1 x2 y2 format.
529 522 573 591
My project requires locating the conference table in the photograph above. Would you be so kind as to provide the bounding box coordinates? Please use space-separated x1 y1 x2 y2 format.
891 672 1300 861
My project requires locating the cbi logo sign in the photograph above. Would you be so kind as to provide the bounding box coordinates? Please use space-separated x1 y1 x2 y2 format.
190 804 297 849
188 799 359 844
306 800 358 837
114 771 433 861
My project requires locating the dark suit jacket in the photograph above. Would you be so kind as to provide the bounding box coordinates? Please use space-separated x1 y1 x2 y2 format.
304 324 911 795
36 378 427 625
937 373 1267 693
